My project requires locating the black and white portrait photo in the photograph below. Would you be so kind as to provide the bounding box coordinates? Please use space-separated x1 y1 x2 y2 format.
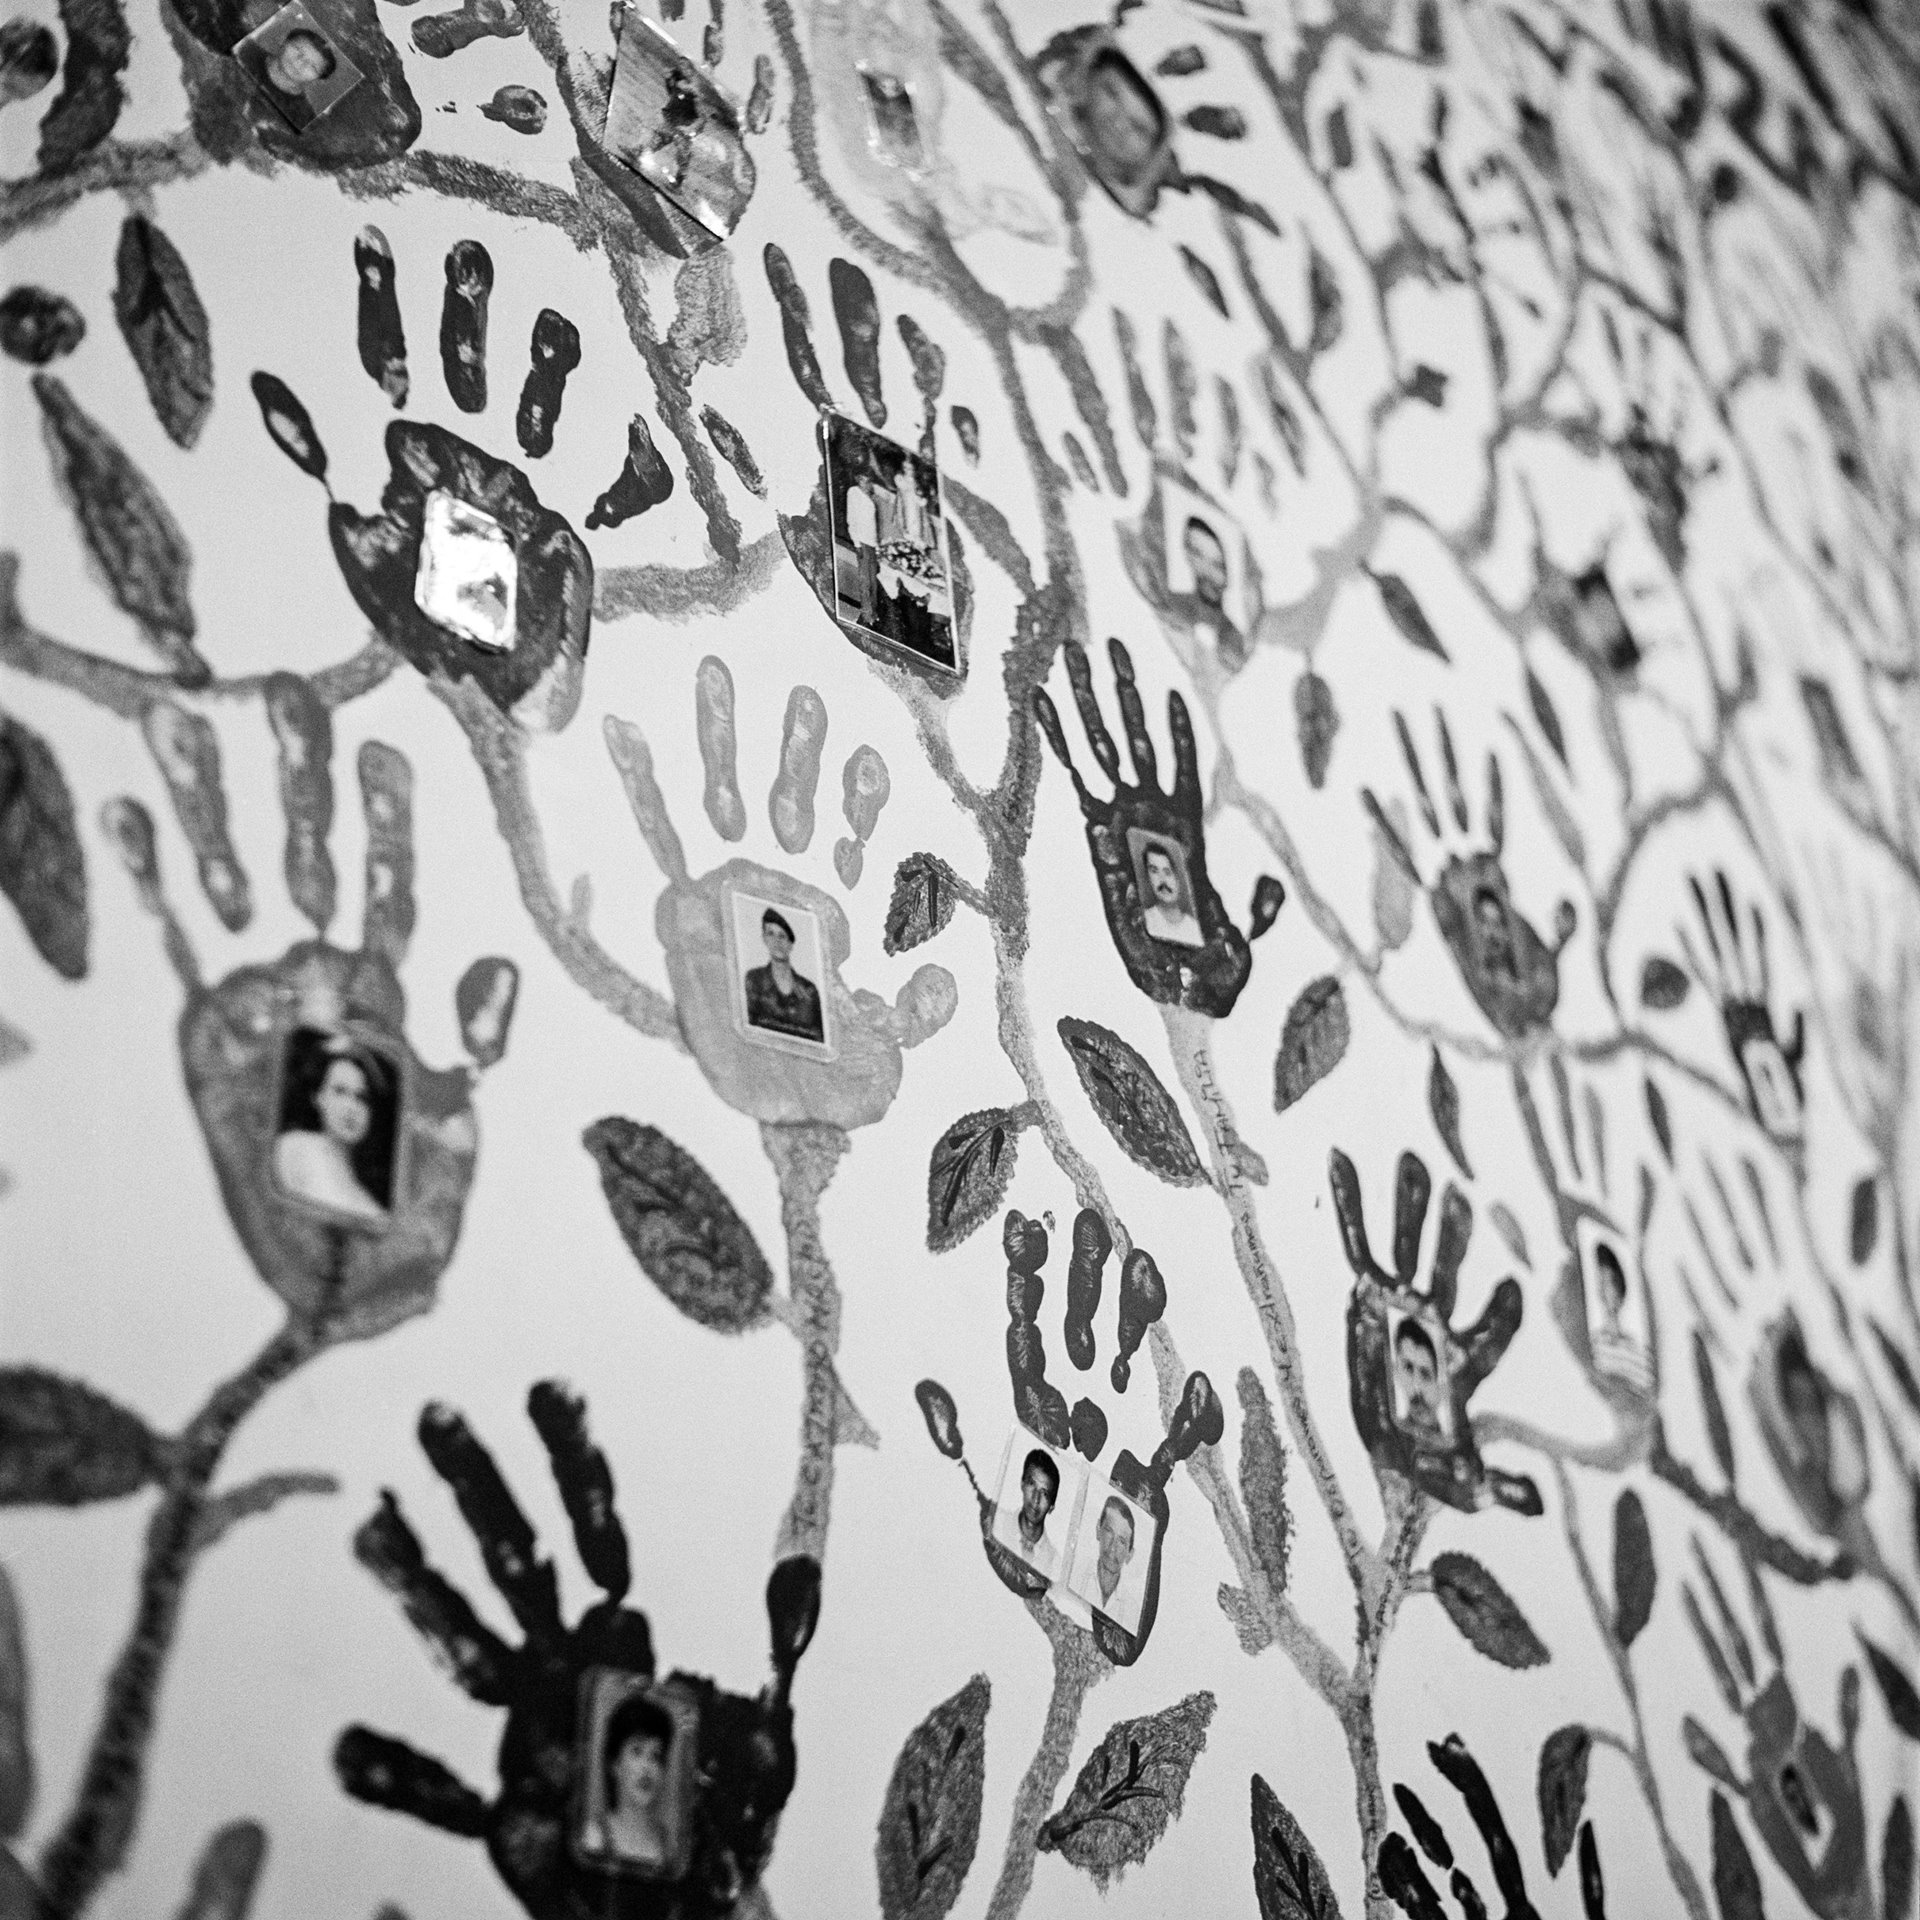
1164 479 1248 668
858 64 925 170
1386 1308 1453 1446
727 890 834 1057
823 413 958 674
1064 1478 1152 1637
271 1026 401 1228
414 489 517 652
989 1427 1081 1587
1576 1218 1653 1395
1126 829 1204 949
602 11 753 239
1057 32 1173 218
1569 564 1641 678
234 0 362 133
573 1669 699 1878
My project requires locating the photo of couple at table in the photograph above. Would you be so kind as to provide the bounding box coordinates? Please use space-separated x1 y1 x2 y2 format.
824 413 958 674
987 1423 1154 1636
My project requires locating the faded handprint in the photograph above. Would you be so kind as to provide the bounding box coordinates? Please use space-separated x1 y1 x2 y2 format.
103 687 513 1340
1035 637 1280 1017
1329 1148 1542 1517
1364 709 1574 1041
604 661 954 1129
1681 1543 1870 1920
337 1381 821 1918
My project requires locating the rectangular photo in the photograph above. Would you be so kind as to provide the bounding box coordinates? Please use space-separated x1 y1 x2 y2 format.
573 1668 700 1879
602 11 753 239
414 489 517 652
822 412 959 676
988 1424 1084 1589
271 1024 403 1231
858 63 925 169
1064 1473 1155 1637
1162 476 1247 664
1576 1217 1653 1394
725 889 836 1060
1060 31 1174 218
1126 827 1205 949
1385 1306 1453 1446
1740 1035 1801 1144
234 0 362 133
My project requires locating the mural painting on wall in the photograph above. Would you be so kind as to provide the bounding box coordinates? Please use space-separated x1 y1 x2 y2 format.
3 0 1920 1915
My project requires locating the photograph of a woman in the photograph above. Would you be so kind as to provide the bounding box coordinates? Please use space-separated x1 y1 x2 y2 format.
574 1671 697 1876
272 1027 400 1227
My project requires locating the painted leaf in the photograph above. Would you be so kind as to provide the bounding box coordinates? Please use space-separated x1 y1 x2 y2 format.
1870 1322 1920 1420
1372 570 1449 661
1527 666 1567 767
0 707 87 980
1538 1725 1591 1877
914 1380 963 1460
1295 670 1338 788
1859 1631 1920 1740
113 215 213 449
1251 1773 1344 1920
1218 1583 1273 1654
1684 1715 1741 1794
1428 1047 1472 1179
1851 1177 1879 1266
1641 956 1691 1010
1037 1692 1216 1889
1373 799 1417 952
926 1108 1023 1253
1058 1018 1207 1188
1710 1789 1765 1920
1511 723 1585 872
1430 1552 1550 1668
1645 1076 1674 1165
176 1821 267 1920
32 374 205 680
1238 1370 1291 1599
583 1117 773 1332
1884 1795 1913 1920
875 1673 989 1920
886 852 963 954
0 1564 26 1841
1612 1488 1655 1647
1695 1332 1735 1484
249 372 328 482
1307 247 1343 355
1275 977 1349 1114
0 1366 164 1505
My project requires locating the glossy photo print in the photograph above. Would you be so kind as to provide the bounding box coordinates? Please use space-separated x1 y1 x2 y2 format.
1063 1476 1154 1638
726 888 834 1058
573 1669 699 1879
822 411 957 673
987 1425 1082 1590
270 1025 402 1229
232 0 361 132
1052 31 1173 218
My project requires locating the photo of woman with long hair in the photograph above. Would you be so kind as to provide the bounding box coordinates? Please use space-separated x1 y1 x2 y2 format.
271 1027 400 1226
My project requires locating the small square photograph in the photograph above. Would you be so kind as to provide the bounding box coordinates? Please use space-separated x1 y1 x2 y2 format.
822 413 958 674
726 889 835 1058
602 12 753 239
1059 32 1173 218
1064 1475 1154 1637
858 63 925 169
573 1668 699 1878
1126 828 1204 949
989 1425 1083 1589
1775 1745 1835 1870
1741 1036 1801 1142
272 1025 402 1229
1570 565 1641 678
234 1 362 133
1576 1217 1652 1393
1162 479 1248 665
415 490 517 651
1386 1306 1453 1445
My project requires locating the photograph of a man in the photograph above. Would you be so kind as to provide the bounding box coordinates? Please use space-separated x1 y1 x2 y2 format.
1066 1484 1152 1636
235 0 362 132
1065 36 1171 214
1580 1224 1652 1395
742 905 825 1045
1388 1311 1452 1444
991 1438 1070 1584
1180 513 1247 666
1128 830 1204 948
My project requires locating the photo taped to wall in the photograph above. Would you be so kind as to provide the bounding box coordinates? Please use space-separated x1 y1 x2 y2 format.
1386 1306 1453 1445
822 411 958 674
1063 1473 1154 1637
1054 31 1173 218
726 888 835 1058
271 1024 402 1229
234 0 362 133
602 11 753 239
1162 474 1247 666
1575 1216 1652 1394
573 1668 700 1878
858 64 925 170
414 489 517 651
988 1423 1084 1589
1126 827 1204 949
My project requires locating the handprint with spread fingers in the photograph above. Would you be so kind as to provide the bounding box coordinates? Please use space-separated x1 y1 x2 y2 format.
1034 637 1280 1017
1681 1541 1869 1920
1364 709 1575 1041
1329 1148 1541 1517
102 680 514 1340
337 1381 821 1918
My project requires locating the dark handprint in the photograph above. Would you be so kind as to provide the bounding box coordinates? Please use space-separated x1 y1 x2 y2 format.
1035 637 1279 1017
1682 1544 1868 1919
1330 1149 1541 1517
337 1382 821 1918
1364 710 1574 1040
